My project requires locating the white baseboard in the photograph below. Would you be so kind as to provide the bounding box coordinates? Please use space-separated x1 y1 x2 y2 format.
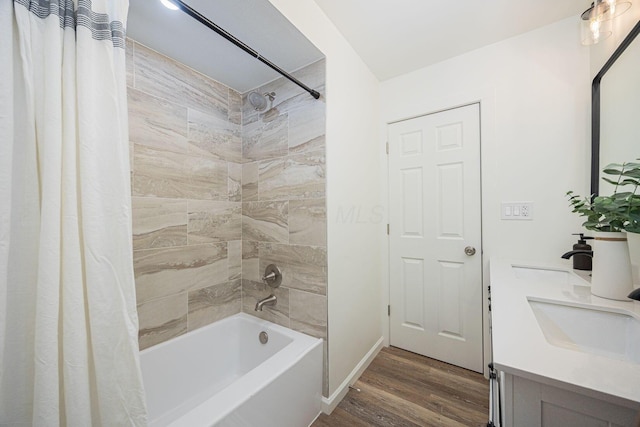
321 337 385 415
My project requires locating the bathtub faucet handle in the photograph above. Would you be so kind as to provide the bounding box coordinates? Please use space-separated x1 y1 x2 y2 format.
261 264 282 288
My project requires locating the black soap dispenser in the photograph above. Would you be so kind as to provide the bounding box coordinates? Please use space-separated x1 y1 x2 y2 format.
572 233 593 271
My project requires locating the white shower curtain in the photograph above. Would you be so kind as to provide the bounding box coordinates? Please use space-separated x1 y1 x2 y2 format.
0 0 147 425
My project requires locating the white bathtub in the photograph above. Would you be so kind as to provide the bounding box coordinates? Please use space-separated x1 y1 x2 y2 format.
140 312 323 427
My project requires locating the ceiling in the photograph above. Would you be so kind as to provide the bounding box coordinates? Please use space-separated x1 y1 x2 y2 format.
127 0 589 91
127 0 324 93
312 0 588 81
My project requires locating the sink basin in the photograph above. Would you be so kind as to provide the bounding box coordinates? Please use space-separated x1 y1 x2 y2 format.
512 266 587 286
528 298 640 364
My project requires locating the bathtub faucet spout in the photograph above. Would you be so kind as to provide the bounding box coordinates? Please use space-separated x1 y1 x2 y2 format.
255 294 277 311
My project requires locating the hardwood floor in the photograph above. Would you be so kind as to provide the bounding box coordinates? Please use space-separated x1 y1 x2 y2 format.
313 346 489 427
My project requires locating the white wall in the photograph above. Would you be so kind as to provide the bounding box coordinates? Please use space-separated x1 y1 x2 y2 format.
382 15 591 265
268 0 383 398
380 17 591 364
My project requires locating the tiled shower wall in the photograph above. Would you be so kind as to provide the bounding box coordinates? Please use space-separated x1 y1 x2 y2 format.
240 60 327 344
126 36 328 385
127 39 243 350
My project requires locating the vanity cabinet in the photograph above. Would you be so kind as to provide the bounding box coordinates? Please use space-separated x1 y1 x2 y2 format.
489 258 640 427
502 373 638 427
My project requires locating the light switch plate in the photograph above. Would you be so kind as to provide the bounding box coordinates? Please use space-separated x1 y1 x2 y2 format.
501 202 534 220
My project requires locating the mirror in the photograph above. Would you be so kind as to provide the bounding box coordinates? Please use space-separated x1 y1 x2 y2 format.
591 20 640 196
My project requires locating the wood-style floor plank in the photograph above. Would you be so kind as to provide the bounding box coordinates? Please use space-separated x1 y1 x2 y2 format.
313 346 489 427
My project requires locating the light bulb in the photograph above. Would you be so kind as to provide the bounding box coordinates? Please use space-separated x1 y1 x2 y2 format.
607 0 617 16
590 18 601 42
160 0 179 10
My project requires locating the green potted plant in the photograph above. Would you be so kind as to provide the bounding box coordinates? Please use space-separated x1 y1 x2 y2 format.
566 161 640 300
567 161 640 231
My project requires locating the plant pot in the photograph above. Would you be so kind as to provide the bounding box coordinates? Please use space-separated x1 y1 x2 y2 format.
628 232 640 288
591 231 634 300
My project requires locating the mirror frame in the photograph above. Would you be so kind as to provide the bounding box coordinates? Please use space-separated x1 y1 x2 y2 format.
591 19 640 196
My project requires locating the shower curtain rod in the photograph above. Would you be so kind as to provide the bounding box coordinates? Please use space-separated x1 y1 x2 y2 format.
171 0 321 100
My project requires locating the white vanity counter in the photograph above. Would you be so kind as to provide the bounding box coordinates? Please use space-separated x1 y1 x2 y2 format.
490 258 640 411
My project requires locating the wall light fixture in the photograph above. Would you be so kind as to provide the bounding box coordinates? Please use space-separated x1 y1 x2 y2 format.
581 0 633 45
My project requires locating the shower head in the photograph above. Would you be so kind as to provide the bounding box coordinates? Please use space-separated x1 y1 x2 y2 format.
247 91 276 112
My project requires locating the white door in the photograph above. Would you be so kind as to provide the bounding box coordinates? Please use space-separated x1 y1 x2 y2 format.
388 103 483 373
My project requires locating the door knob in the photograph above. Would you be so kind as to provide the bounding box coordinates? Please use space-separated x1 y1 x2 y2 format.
464 246 476 256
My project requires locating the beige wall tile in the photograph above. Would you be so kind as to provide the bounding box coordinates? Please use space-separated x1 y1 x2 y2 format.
138 293 187 350
242 201 288 243
241 279 289 327
128 87 188 155
134 146 228 201
242 240 260 282
289 198 327 247
228 240 241 281
242 162 259 201
133 145 189 198
242 114 288 161
183 155 229 200
290 289 327 339
187 200 241 243
188 108 241 163
133 42 228 118
229 89 242 126
288 91 326 154
259 243 327 295
134 243 228 304
132 197 188 250
228 162 242 202
187 280 241 331
258 151 325 201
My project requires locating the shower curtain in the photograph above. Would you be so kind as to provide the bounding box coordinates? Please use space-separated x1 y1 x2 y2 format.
0 0 147 425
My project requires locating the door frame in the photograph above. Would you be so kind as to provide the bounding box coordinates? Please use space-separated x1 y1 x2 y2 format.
379 89 495 378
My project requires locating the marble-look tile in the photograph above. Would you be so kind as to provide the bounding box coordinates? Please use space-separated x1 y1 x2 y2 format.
228 240 241 281
137 293 187 350
259 243 327 295
188 108 241 163
289 198 327 247
290 289 327 339
291 59 326 99
133 42 228 118
133 145 188 198
128 87 188 155
242 162 258 201
187 280 241 331
258 151 326 201
242 113 288 161
242 240 260 282
134 243 228 303
183 155 228 200
187 200 241 243
242 59 325 127
241 94 262 128
132 197 188 250
126 38 134 88
228 89 242 126
228 162 242 202
242 201 288 243
241 279 289 327
288 91 326 154
134 147 226 200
